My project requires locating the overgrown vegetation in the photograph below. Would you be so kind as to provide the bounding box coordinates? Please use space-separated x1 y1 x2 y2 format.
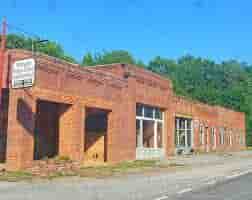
3 34 252 145
0 160 184 181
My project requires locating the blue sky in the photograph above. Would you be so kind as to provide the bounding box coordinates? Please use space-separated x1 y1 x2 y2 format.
1 0 252 63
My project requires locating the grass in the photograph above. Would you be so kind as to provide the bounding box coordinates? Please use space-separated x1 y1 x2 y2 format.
0 160 186 181
78 160 185 178
0 171 33 182
247 146 252 151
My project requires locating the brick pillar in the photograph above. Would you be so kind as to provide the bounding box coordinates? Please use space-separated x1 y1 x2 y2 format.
107 110 118 162
206 127 210 152
193 121 200 151
166 110 175 156
107 77 136 163
58 103 84 161
6 89 36 170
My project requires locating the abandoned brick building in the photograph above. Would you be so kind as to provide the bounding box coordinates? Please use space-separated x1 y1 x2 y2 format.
0 49 246 171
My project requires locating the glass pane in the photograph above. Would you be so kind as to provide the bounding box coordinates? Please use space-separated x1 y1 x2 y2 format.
136 104 143 117
199 125 203 145
187 120 192 129
143 120 154 148
179 130 186 147
187 129 191 147
175 130 179 146
136 119 141 147
157 122 163 148
144 105 154 118
211 130 214 145
176 118 180 130
180 119 185 129
155 108 163 120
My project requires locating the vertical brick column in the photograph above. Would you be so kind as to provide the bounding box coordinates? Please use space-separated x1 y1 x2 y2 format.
107 76 136 163
166 110 175 156
193 120 200 151
6 89 36 170
58 103 84 161
206 127 211 152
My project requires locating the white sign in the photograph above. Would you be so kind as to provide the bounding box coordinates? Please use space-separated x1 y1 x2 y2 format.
12 58 36 89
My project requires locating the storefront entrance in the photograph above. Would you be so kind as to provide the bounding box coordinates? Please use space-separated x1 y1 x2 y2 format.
136 103 165 159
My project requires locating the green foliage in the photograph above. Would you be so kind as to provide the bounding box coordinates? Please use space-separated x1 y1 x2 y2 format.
147 55 252 146
4 34 77 63
82 52 95 66
81 50 144 66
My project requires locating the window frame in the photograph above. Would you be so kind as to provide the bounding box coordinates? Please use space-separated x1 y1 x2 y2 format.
199 124 205 145
175 117 193 148
136 104 164 149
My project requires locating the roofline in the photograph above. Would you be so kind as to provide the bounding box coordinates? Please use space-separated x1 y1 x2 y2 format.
7 49 128 84
86 62 173 86
173 95 245 115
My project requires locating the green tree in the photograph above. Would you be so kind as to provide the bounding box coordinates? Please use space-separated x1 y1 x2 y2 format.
3 34 77 63
81 50 137 66
82 52 94 66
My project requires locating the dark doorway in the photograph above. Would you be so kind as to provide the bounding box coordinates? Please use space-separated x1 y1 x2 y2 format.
0 89 9 163
34 100 61 160
85 107 109 163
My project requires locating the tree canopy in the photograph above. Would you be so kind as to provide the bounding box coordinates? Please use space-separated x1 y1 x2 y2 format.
3 34 77 63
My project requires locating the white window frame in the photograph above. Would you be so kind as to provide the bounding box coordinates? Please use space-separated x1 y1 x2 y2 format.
136 104 164 149
211 127 217 149
175 117 193 148
229 130 233 146
199 124 205 145
220 128 225 145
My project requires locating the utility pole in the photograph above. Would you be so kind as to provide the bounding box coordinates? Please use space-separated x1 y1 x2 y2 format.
0 17 7 97
0 17 6 51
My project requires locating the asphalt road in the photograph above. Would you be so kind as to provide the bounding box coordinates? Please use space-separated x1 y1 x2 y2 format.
170 173 252 200
1 152 252 200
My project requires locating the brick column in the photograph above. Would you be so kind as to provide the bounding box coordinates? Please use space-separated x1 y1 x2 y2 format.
193 120 200 151
107 77 136 163
58 103 84 161
166 110 175 156
206 127 210 152
6 89 36 170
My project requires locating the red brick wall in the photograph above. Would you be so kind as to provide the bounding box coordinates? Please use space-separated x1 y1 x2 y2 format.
171 96 246 152
2 49 247 170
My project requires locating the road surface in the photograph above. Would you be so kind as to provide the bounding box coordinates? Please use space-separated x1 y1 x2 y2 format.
1 152 252 200
169 173 252 200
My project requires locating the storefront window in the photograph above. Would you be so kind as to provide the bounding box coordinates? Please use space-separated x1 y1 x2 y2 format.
199 124 204 145
144 105 154 118
143 121 155 148
136 104 143 116
136 104 164 149
136 119 141 147
219 128 225 145
175 117 192 148
157 122 163 148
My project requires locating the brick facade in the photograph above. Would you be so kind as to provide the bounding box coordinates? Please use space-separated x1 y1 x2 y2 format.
0 49 246 170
